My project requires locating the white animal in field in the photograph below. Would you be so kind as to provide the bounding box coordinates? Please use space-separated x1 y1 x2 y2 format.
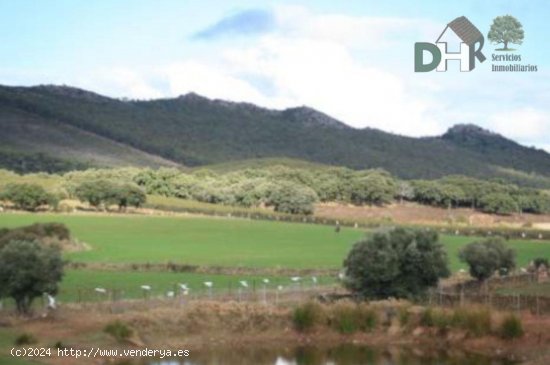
204 281 213 288
95 287 107 294
291 276 301 282
141 285 151 291
166 291 175 298
239 280 248 288
46 294 56 309
312 276 318 284
262 278 270 284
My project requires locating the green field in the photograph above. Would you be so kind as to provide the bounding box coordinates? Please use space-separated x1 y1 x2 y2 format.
59 269 331 301
0 270 330 306
0 213 362 268
1 213 550 270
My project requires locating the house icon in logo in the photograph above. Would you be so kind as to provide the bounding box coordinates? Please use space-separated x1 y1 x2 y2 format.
415 16 486 72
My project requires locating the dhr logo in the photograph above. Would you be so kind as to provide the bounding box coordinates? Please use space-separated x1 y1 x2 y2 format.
415 16 486 72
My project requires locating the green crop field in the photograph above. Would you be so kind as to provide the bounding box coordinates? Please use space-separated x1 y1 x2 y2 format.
1 212 550 273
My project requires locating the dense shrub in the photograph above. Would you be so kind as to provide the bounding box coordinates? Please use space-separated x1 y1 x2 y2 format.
0 240 64 314
14 333 38 345
451 307 492 336
3 165 550 216
330 302 359 334
421 307 492 337
0 223 70 248
266 181 318 215
111 184 146 209
74 180 115 207
74 180 145 209
398 306 411 327
343 228 450 299
498 314 524 339
356 305 378 332
1 183 57 211
104 320 133 342
292 302 325 332
420 308 435 327
480 193 519 215
459 238 516 281
350 170 396 206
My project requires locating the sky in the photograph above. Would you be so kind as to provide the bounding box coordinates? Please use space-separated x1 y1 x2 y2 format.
1 0 549 151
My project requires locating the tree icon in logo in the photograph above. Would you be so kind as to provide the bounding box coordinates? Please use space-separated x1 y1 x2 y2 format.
488 15 524 51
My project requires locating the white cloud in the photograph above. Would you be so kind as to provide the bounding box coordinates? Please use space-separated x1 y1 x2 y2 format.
32 5 545 151
272 5 440 50
487 107 550 145
66 5 441 137
161 61 267 103
223 35 441 135
70 68 163 100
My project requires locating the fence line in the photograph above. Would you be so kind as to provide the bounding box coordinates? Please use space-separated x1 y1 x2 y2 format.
0 284 345 314
428 290 550 316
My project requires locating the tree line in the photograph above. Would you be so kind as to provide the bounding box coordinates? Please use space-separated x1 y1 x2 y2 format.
1 166 549 215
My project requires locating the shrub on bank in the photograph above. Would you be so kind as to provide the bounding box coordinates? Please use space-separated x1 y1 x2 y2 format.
14 333 37 346
357 305 378 332
104 320 133 342
293 302 326 332
499 314 524 340
419 306 494 337
330 302 358 334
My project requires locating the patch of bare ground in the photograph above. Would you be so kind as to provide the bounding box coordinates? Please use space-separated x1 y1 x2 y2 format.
315 202 550 228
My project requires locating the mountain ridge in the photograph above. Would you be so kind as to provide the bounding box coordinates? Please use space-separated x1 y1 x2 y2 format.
1 84 549 186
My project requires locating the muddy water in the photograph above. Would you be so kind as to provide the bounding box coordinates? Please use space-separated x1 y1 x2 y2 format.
141 344 516 365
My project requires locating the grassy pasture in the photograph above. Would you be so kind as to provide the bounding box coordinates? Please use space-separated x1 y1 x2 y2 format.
0 270 331 305
1 212 550 273
59 270 330 301
0 213 362 268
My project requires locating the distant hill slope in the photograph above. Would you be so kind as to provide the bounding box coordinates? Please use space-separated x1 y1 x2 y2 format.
1 84 549 184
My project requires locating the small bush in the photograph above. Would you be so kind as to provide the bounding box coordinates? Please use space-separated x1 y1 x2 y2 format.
450 308 468 327
499 314 524 340
451 307 492 337
420 308 435 327
14 333 37 345
293 302 325 332
104 320 133 342
398 307 411 327
432 310 451 330
330 303 358 334
357 305 378 332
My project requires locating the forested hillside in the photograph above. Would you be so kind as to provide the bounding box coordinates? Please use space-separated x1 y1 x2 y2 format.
1 84 549 187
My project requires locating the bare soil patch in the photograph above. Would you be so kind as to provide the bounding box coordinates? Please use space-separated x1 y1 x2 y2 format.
315 202 550 228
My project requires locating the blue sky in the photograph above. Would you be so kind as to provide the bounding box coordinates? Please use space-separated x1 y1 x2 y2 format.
1 0 549 150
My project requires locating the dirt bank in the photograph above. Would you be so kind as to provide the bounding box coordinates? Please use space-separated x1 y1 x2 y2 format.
315 202 550 228
3 300 550 364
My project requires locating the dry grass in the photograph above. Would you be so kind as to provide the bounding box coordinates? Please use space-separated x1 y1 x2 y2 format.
315 202 550 227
